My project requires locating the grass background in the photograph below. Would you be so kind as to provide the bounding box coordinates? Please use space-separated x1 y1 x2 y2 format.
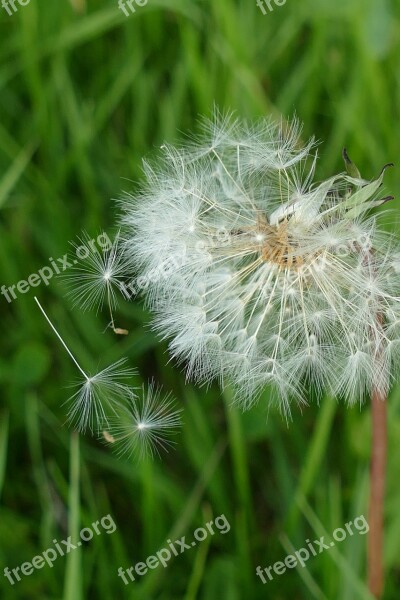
1 0 400 598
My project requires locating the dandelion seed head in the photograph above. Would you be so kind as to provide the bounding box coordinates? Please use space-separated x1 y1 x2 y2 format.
120 112 399 412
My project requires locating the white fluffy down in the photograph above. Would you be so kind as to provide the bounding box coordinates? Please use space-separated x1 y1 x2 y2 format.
121 113 400 412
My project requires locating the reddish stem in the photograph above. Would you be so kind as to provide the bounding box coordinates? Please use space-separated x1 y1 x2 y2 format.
368 385 387 598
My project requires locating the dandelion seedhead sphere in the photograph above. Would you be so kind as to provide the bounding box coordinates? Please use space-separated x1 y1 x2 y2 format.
122 113 399 412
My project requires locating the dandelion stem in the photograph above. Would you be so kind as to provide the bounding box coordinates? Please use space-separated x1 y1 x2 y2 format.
368 382 387 598
34 296 89 380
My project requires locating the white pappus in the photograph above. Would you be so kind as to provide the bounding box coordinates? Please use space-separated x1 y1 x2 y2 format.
120 112 399 414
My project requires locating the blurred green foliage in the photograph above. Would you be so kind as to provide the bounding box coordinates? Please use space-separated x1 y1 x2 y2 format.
0 0 400 598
